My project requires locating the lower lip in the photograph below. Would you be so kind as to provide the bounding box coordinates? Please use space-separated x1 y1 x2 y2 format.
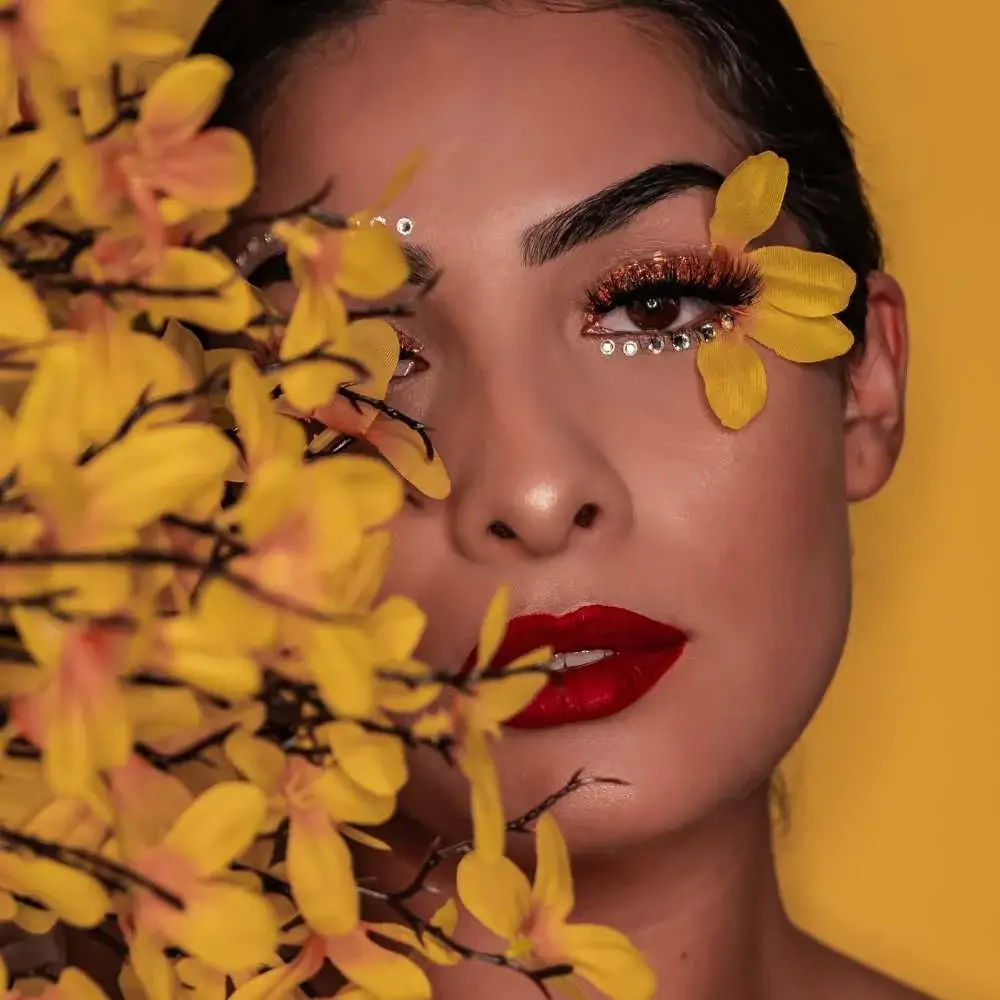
505 643 686 730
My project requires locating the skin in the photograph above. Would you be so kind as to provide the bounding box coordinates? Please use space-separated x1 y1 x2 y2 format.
247 4 923 997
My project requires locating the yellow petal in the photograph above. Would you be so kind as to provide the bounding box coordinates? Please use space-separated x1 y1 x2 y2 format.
695 336 767 431
130 929 175 1000
367 418 451 500
14 903 56 934
146 249 256 332
478 671 547 726
311 767 396 827
751 245 856 317
322 722 407 798
476 586 509 673
139 55 231 150
305 626 377 718
557 924 656 1000
44 702 96 800
163 782 267 875
168 882 278 969
29 0 113 84
8 856 109 927
86 424 234 528
368 596 425 662
338 228 409 300
325 930 431 1000
709 152 789 253
0 263 51 343
229 356 307 464
339 319 399 397
456 851 531 941
750 302 855 363
126 686 201 743
58 967 110 1000
321 455 403 531
287 817 358 935
225 732 285 797
339 825 390 851
364 149 425 216
456 729 505 861
532 813 574 923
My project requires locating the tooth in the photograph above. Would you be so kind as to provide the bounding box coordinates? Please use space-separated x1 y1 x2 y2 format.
563 649 609 668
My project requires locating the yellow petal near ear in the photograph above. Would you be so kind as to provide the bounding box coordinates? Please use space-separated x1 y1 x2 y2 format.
750 302 855 363
752 244 856 317
709 152 789 253
696 336 767 431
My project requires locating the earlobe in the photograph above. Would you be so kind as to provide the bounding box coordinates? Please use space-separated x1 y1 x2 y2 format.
843 272 909 502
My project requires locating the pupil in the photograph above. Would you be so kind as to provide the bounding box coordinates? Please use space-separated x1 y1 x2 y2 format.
626 296 681 331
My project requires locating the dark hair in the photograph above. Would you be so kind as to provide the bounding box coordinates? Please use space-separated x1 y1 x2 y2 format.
192 0 882 339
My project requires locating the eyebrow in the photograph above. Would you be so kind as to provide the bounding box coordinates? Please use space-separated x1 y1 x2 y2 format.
520 161 725 267
399 160 725 285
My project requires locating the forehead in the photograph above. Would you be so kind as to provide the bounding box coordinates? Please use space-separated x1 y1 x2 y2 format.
256 3 739 227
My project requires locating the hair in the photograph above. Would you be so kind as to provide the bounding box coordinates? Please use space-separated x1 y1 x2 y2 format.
192 0 882 340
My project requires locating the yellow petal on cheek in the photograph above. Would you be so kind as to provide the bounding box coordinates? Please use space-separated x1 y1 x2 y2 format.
751 245 857 317
695 336 768 431
287 813 359 935
368 419 452 501
456 728 505 861
338 227 410 300
456 851 532 941
709 152 789 253
749 302 855 363
138 55 232 150
476 586 510 672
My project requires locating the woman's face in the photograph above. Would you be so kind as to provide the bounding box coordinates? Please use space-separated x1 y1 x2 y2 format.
252 2 905 852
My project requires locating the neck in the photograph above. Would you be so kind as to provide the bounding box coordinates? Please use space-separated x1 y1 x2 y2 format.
362 786 800 1000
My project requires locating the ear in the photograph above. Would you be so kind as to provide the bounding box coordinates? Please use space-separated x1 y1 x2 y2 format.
844 272 909 502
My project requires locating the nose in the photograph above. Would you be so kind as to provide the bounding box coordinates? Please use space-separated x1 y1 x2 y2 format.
445 393 633 563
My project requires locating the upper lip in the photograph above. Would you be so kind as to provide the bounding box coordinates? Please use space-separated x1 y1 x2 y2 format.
470 605 688 671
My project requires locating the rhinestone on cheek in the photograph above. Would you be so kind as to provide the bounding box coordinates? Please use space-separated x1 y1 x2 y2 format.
698 322 717 342
671 332 692 352
646 335 665 354
396 217 414 237
622 339 640 357
720 312 736 332
600 339 616 356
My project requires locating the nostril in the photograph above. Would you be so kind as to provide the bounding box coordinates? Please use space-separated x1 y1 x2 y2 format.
573 503 600 529
488 520 518 540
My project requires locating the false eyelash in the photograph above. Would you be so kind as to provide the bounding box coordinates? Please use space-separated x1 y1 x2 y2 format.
584 250 763 323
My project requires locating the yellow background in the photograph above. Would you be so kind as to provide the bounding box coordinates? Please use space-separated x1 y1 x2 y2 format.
170 2 1000 996
776 3 1000 998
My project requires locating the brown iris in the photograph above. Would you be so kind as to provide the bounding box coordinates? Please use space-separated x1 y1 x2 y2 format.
625 296 681 331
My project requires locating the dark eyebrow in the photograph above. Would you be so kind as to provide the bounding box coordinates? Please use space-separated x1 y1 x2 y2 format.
519 161 725 267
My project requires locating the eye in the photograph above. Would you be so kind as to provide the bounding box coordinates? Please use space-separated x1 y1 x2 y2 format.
390 328 428 383
595 292 721 337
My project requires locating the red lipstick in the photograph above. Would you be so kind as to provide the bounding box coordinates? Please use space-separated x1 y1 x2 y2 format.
480 605 687 730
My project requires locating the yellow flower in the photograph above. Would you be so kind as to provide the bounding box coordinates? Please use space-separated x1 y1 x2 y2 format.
269 155 417 413
368 899 462 967
697 151 857 429
232 930 430 1000
8 423 235 613
414 587 551 861
458 814 655 1000
307 320 450 500
226 729 400 937
125 782 278 1000
0 0 184 132
66 55 254 250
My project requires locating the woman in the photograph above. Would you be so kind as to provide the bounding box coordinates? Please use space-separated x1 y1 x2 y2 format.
191 0 920 996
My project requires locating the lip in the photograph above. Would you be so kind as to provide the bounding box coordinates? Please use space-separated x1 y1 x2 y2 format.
469 605 688 730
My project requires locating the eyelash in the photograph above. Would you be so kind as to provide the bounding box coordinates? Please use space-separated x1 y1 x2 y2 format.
582 252 763 352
